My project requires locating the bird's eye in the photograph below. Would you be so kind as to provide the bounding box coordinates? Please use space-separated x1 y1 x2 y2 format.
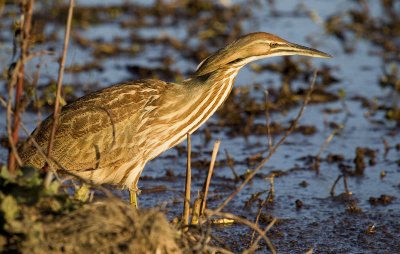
270 43 279 48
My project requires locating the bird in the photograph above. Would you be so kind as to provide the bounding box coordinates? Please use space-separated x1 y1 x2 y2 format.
18 32 331 205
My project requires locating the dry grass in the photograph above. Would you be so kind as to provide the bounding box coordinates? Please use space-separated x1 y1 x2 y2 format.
15 198 185 254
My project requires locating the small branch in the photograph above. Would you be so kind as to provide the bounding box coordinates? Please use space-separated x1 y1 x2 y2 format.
214 70 318 213
7 0 35 173
46 0 74 188
264 89 273 150
246 218 277 253
6 61 23 170
224 148 239 181
312 128 340 174
182 133 191 229
343 175 350 194
206 210 276 254
250 175 275 245
20 122 58 177
47 0 75 157
190 198 202 225
330 174 342 196
200 139 221 215
382 138 390 159
330 174 351 196
268 174 275 202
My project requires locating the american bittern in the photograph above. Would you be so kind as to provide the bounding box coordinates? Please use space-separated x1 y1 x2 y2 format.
19 32 331 204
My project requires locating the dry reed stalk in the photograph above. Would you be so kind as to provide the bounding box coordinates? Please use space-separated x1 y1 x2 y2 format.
264 89 273 150
245 218 277 253
268 174 275 201
7 0 34 173
305 248 314 254
46 0 75 188
182 133 192 230
224 148 239 181
330 174 342 196
4 50 52 170
343 174 350 194
250 174 275 245
205 210 276 254
47 0 74 157
313 128 339 174
213 70 318 213
200 139 221 215
6 61 23 171
190 198 202 225
203 246 234 254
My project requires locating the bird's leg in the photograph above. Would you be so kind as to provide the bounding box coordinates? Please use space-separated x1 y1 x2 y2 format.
129 187 141 208
129 189 138 208
129 169 144 208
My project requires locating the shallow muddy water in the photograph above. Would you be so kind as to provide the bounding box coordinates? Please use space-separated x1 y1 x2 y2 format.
1 0 399 252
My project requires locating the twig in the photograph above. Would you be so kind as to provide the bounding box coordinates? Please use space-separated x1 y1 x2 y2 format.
182 133 191 229
330 174 351 196
4 55 51 172
20 122 58 178
264 89 273 150
213 70 318 213
200 139 221 215
203 246 234 254
312 128 340 175
382 138 390 159
190 198 202 225
205 210 276 254
250 175 275 245
343 175 350 194
268 174 275 202
7 0 34 173
305 248 314 254
246 218 278 253
47 0 74 158
6 61 23 170
330 174 342 196
224 148 239 181
46 0 74 188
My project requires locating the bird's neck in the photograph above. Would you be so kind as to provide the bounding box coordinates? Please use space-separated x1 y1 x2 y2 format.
188 64 243 92
144 65 242 157
176 65 242 131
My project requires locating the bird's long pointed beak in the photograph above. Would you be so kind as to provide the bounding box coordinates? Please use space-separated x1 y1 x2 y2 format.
271 42 332 58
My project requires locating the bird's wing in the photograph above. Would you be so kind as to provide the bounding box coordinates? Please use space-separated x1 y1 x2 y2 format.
19 80 168 171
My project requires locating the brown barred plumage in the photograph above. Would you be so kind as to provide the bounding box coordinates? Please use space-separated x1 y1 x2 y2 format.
18 32 331 191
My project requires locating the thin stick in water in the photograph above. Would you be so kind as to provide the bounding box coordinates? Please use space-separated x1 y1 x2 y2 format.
264 89 273 150
182 133 191 230
224 148 239 181
330 174 342 196
200 139 221 215
7 0 34 173
214 70 318 213
47 0 75 158
206 210 276 254
45 0 75 188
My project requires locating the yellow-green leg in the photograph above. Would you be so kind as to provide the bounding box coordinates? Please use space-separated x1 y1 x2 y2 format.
130 189 138 208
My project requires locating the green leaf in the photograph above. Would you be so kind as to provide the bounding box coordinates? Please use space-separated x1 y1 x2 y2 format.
1 195 20 222
74 184 90 202
0 166 15 182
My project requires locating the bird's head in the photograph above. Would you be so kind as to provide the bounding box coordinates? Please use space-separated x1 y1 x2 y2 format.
195 32 331 76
